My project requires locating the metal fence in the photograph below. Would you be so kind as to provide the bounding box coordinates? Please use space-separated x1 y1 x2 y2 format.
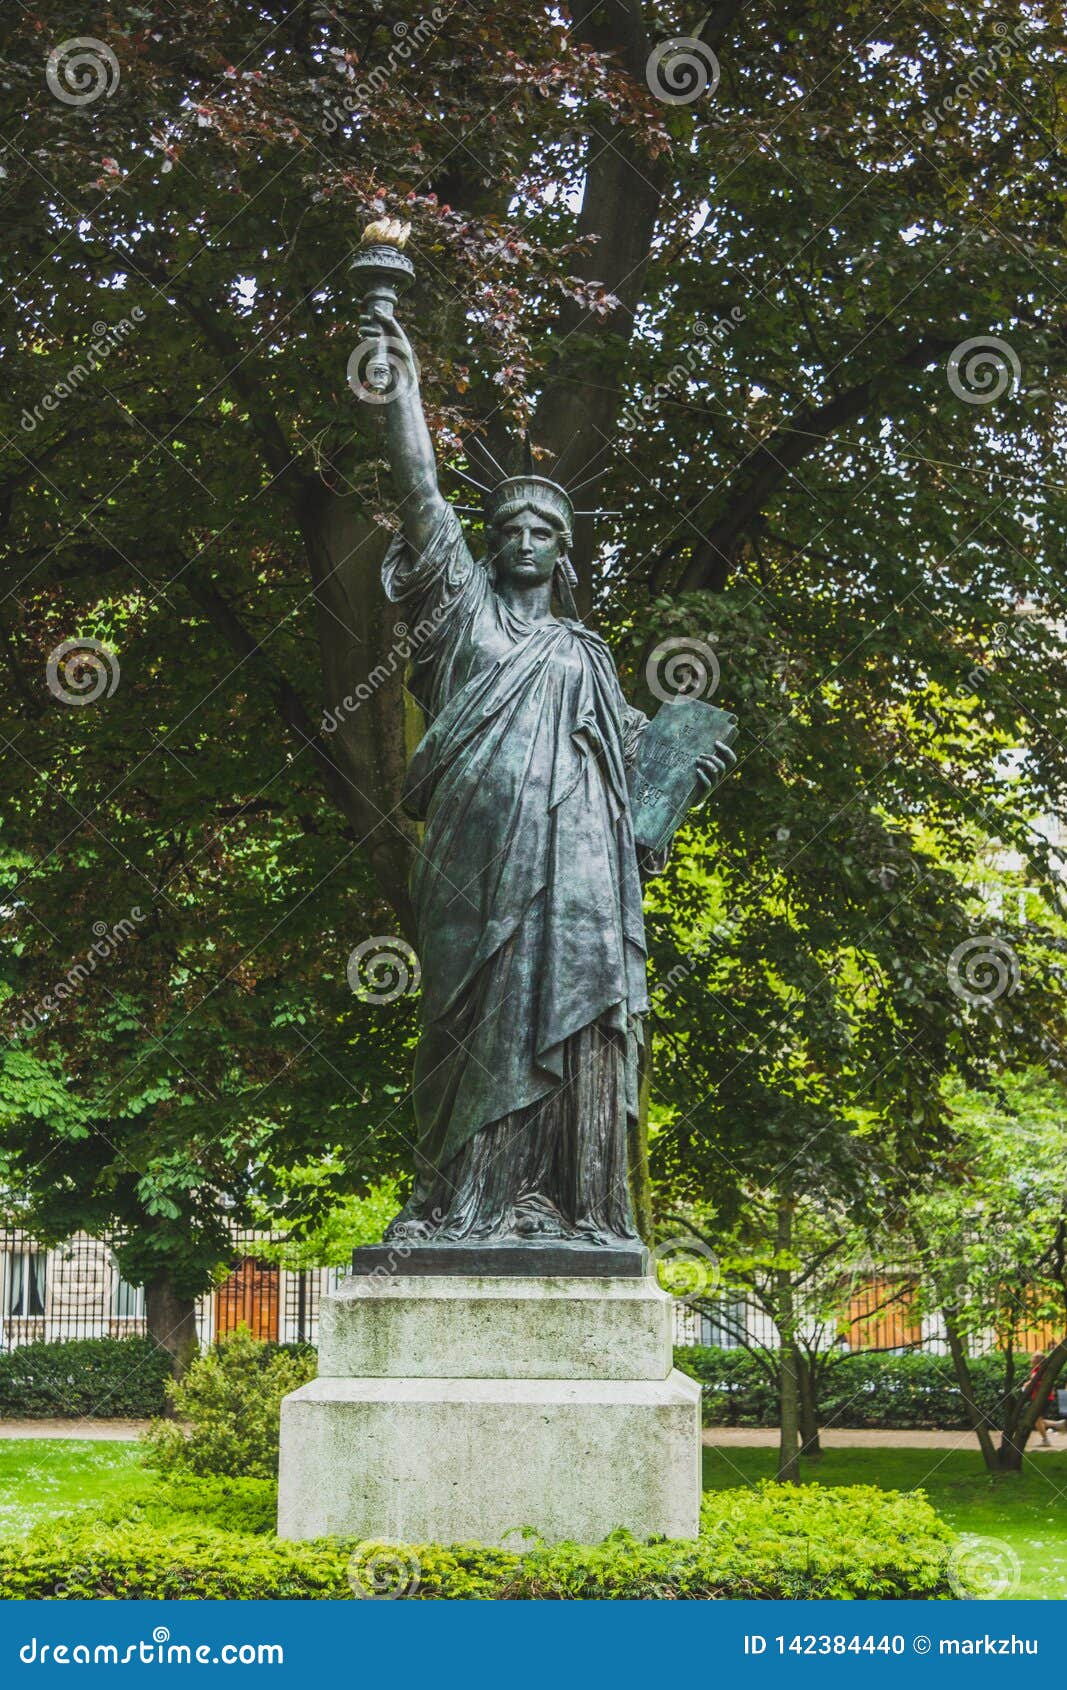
0 1229 1047 1357
0 1227 344 1351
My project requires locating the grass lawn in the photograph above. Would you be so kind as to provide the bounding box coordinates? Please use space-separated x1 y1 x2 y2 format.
2 1437 1064 1599
703 1443 1067 1600
0 1440 149 1539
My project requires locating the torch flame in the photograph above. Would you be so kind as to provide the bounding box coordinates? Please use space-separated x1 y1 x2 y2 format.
362 218 411 249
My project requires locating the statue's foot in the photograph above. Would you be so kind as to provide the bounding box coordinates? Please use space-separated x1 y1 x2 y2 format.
511 1194 574 1240
426 1194 635 1247
513 1214 551 1237
573 1216 641 1247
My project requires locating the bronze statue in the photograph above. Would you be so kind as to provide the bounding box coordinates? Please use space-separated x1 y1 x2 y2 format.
354 231 736 1265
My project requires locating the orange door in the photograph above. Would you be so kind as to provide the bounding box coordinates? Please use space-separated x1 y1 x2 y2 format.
846 1277 921 1350
214 1258 279 1340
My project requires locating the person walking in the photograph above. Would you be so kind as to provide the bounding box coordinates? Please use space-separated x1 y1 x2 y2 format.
1025 1352 1061 1447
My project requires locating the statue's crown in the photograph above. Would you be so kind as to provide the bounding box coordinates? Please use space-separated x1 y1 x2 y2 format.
484 475 574 533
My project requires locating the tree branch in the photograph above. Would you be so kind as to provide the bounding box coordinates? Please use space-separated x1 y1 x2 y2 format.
666 334 960 594
178 560 353 822
166 283 308 495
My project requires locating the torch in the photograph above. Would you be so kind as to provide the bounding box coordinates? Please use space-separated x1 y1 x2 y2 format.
349 218 415 397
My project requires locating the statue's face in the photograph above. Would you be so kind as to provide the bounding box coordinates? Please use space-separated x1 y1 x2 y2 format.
491 505 562 587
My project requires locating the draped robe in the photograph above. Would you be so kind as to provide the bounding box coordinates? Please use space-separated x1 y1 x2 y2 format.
381 505 649 1243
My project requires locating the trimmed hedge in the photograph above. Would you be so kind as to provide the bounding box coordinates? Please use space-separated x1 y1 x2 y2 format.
0 1477 955 1599
676 1345 1023 1430
0 1337 172 1420
0 1335 1022 1432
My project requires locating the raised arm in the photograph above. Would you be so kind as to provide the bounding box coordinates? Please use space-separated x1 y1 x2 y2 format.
359 301 447 554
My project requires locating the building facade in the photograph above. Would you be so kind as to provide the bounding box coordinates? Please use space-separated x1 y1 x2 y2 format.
0 1227 344 1350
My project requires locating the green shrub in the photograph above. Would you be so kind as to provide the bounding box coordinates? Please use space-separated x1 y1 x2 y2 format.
143 1328 315 1480
676 1345 1019 1430
144 1477 280 1536
675 1346 781 1426
0 1478 955 1599
0 1336 172 1420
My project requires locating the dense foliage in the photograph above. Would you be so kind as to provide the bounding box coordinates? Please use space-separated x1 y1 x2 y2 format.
0 1478 955 1600
677 1345 1040 1432
1 1 1065 1344
0 1335 172 1419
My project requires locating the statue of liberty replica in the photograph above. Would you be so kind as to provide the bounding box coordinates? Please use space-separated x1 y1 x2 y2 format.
279 224 733 1544
352 224 736 1266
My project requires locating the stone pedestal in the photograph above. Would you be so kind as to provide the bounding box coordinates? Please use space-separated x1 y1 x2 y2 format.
277 1275 700 1548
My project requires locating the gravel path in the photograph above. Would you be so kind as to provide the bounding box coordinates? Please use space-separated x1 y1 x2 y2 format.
6 1420 1064 1450
704 1425 1067 1450
0 1418 150 1440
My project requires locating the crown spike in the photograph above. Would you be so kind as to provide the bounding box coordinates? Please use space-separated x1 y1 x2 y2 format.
566 464 612 497
549 433 580 483
451 464 491 493
466 435 509 481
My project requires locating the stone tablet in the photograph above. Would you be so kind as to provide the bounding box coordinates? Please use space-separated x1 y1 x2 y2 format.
629 697 739 853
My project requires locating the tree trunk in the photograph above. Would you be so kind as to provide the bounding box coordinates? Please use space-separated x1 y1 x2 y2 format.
299 482 418 937
797 1348 822 1458
776 1196 800 1483
532 1 665 608
941 1307 998 1472
145 1273 199 1384
778 1341 801 1483
995 1434 1025 1472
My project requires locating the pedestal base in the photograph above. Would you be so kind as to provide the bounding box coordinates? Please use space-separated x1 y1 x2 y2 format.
277 1274 701 1548
277 1370 701 1547
351 1240 649 1277
319 1272 671 1380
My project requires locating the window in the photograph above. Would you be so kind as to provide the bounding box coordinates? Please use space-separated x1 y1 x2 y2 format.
6 1251 46 1318
111 1260 145 1319
701 1299 745 1348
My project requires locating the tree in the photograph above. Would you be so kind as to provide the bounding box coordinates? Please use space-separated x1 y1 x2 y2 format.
667 1186 876 1480
0 787 417 1367
904 1070 1067 1473
249 1162 403 1268
2 2 1067 1303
